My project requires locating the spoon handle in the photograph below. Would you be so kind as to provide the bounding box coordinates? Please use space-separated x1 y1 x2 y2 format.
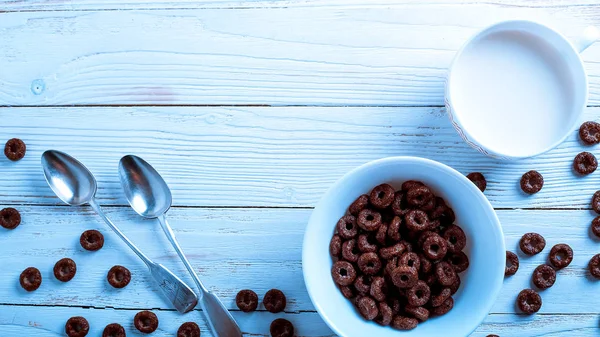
157 215 242 337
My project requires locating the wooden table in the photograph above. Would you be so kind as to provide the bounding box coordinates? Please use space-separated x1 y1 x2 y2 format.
1 1 600 336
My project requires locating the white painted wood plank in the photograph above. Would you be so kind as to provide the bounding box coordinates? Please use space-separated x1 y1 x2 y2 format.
2 107 600 208
1 206 600 315
1 7 599 106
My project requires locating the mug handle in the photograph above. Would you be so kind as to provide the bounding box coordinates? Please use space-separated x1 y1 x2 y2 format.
576 26 599 53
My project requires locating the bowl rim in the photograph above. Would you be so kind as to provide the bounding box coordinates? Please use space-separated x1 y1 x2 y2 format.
302 156 505 337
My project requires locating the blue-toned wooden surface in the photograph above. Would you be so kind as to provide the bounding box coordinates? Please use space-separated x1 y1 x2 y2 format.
1 1 600 336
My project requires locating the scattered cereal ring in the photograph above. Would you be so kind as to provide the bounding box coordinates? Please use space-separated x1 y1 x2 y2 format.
102 323 125 337
391 316 418 330
406 186 434 208
430 287 451 307
422 234 448 261
579 121 600 145
391 265 418 289
505 251 519 276
331 261 357 286
419 253 433 274
356 296 379 320
369 276 388 302
405 209 430 232
417 231 436 250
435 261 457 286
517 289 542 314
375 222 388 245
54 258 77 282
379 243 405 260
467 172 487 192
520 233 546 255
405 305 429 322
80 230 104 251
447 251 469 273
330 234 342 257
65 316 89 337
177 322 200 337
339 285 354 299
588 254 600 279
134 311 158 333
387 216 402 242
520 171 544 194
423 272 437 287
573 151 598 175
406 280 430 307
399 252 420 271
270 318 294 337
548 243 573 269
449 276 461 295
391 191 408 216
353 275 372 295
442 225 466 253
592 217 600 238
431 297 454 316
341 239 360 263
236 289 259 312
374 302 393 326
357 209 382 232
420 197 436 212
4 138 26 161
370 184 395 209
349 194 370 215
592 191 600 214
263 289 287 313
0 207 21 229
19 267 42 291
358 252 382 275
357 234 378 253
532 265 556 290
337 215 358 239
402 180 424 191
107 265 131 289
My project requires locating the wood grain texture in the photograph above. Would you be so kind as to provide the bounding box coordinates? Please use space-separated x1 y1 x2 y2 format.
1 206 599 316
2 106 600 208
0 6 599 106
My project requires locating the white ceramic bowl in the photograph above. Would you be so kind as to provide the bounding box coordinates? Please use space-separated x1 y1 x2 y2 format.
303 157 505 337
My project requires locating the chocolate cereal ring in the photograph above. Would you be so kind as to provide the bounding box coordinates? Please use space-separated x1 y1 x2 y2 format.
353 275 372 295
65 316 89 337
369 276 388 302
589 254 600 278
419 253 433 274
417 231 436 250
0 207 21 229
54 258 76 282
356 296 379 320
349 194 370 215
520 171 544 194
592 191 600 214
20 267 42 291
430 287 451 307
399 252 420 271
505 251 519 276
391 265 418 289
467 172 487 192
592 217 600 238
406 280 430 307
270 318 294 337
337 215 358 239
102 323 125 337
520 233 546 255
447 251 470 273
449 276 461 295
341 239 360 263
358 252 382 275
375 222 388 245
442 225 466 253
435 261 457 286
387 216 402 242
236 289 259 312
431 297 454 316
370 184 395 209
405 209 430 232
330 234 342 257
406 186 434 208
177 322 200 337
4 138 26 161
402 180 424 191
579 121 600 145
107 266 131 289
574 152 598 175
80 230 104 251
263 289 287 313
422 233 448 261
134 310 158 333
357 234 378 253
339 285 354 299
357 209 382 232
532 265 556 290
549 244 573 269
391 316 418 330
391 192 408 216
379 242 405 260
517 289 542 314
405 305 429 322
331 261 357 286
374 302 393 326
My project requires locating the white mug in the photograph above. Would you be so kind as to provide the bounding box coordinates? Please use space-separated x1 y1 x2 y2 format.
445 20 598 160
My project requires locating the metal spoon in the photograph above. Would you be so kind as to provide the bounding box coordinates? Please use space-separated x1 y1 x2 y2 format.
41 150 198 313
118 155 242 337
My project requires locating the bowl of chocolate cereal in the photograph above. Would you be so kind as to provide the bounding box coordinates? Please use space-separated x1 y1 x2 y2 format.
303 157 504 336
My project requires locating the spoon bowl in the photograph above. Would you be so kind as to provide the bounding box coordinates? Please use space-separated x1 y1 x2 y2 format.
41 150 97 206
